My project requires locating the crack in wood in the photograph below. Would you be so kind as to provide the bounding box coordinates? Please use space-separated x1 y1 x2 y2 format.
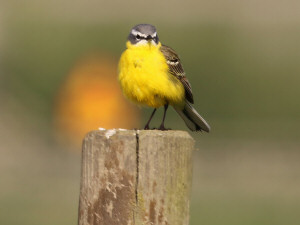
135 130 139 205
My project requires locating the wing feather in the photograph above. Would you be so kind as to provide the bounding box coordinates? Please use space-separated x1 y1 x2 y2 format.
160 44 194 103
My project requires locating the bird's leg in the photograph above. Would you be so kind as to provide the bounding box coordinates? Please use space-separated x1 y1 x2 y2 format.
144 108 157 130
159 104 169 130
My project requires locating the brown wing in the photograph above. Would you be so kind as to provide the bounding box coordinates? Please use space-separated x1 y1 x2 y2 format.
160 44 194 103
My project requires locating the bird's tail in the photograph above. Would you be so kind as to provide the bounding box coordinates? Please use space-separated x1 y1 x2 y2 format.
175 102 210 132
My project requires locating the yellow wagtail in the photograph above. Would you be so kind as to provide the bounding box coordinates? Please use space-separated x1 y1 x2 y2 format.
118 24 210 132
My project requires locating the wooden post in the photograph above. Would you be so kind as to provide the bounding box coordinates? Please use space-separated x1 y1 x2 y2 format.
78 129 195 225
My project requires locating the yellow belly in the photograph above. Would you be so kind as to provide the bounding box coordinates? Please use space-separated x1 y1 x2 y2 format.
118 41 185 108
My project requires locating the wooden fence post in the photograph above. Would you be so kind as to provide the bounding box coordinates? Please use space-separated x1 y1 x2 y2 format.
78 129 195 225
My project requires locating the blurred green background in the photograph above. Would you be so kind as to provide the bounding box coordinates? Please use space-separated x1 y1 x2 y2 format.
1 1 300 225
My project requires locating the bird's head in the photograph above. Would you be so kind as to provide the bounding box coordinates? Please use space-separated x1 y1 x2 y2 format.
127 24 159 46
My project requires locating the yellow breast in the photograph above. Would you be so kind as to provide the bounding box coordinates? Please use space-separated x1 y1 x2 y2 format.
118 41 185 108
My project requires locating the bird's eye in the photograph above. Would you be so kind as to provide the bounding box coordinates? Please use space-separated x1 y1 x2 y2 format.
136 34 141 39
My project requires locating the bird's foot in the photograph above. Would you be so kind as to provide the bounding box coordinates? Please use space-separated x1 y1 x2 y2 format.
144 126 158 130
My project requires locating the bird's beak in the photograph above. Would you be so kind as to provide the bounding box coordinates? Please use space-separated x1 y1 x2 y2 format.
146 35 153 41
146 35 153 45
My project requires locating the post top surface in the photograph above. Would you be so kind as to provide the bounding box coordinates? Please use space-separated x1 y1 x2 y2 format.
85 128 194 141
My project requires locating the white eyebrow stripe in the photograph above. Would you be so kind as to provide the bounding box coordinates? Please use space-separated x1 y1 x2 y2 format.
131 29 140 36
131 29 148 38
131 29 157 39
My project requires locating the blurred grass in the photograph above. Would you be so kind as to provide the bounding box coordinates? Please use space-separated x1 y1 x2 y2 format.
1 12 300 225
190 143 300 225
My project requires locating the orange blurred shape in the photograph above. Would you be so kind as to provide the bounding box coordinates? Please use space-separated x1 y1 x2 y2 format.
53 53 140 146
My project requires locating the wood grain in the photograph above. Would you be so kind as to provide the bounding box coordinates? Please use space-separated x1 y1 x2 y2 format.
78 129 194 225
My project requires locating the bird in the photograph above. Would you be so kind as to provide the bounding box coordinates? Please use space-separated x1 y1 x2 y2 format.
118 24 210 132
